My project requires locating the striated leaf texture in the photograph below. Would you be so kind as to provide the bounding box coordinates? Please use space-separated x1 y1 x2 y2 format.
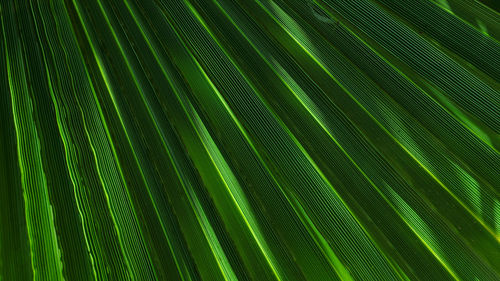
1 0 499 280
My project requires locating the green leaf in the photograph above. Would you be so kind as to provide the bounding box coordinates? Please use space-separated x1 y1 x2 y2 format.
1 0 499 280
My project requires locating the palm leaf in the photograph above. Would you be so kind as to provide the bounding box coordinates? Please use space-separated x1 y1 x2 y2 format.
1 0 499 280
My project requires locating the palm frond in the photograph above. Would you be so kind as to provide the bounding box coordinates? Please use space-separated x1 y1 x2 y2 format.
1 0 499 280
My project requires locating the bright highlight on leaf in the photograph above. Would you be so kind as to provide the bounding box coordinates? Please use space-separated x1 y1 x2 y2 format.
1 0 499 280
